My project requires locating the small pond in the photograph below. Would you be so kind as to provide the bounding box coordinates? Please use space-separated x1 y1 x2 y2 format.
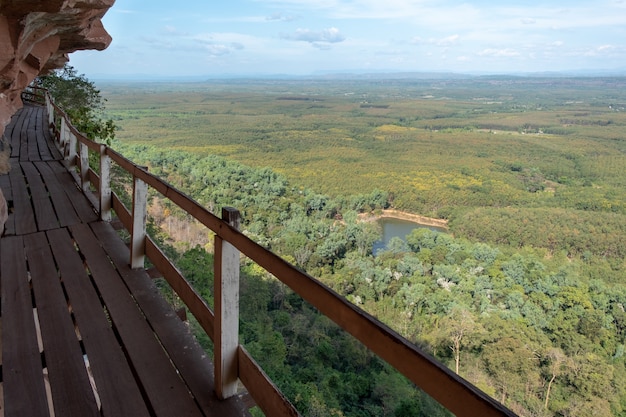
372 217 446 254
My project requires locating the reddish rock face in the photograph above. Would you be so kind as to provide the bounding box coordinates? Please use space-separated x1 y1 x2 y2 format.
0 1 113 232
0 0 115 139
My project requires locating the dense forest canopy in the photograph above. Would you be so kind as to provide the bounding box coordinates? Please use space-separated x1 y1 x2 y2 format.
101 77 625 417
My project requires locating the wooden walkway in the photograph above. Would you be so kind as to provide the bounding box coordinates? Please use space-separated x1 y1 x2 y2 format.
0 105 249 417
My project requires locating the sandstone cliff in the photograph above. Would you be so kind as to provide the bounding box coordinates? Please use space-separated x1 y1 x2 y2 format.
0 0 114 141
0 0 114 230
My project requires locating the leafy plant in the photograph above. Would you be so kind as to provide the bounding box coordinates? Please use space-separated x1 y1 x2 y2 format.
36 64 116 145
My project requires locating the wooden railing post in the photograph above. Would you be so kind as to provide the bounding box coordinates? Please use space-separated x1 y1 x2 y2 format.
130 168 148 269
214 207 241 399
99 145 112 222
60 117 68 155
45 94 54 130
68 131 77 166
79 141 89 191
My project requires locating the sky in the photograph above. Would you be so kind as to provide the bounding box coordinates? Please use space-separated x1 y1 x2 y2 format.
70 0 626 79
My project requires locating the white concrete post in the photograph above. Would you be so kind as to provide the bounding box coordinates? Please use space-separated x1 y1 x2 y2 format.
214 207 241 399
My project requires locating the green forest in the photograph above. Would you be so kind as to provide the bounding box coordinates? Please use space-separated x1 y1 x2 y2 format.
102 76 626 417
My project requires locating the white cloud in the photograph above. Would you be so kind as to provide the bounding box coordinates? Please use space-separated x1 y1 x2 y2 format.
262 0 626 34
203 16 272 24
410 34 459 47
82 0 626 76
477 48 521 58
204 44 232 57
161 25 190 36
266 12 298 22
312 43 332 50
143 28 256 59
598 45 616 52
583 44 624 57
140 36 177 50
281 27 346 43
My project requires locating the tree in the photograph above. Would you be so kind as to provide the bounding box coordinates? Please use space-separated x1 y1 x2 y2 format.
36 64 116 144
440 306 483 374
483 337 537 405
542 347 567 410
351 221 381 257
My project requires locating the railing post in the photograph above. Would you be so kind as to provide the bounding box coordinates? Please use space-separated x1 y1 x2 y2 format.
214 207 241 399
45 94 54 130
99 145 112 222
68 131 77 166
79 141 89 191
130 168 148 269
60 117 67 155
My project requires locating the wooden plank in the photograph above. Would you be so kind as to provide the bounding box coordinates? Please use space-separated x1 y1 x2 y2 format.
23 232 100 417
32 161 80 227
91 221 250 417
46 227 151 417
3 109 19 157
145 236 215 338
19 107 32 162
0 315 3 368
10 108 28 157
27 111 41 162
21 162 58 231
46 161 97 223
111 192 131 230
1 236 50 417
238 346 300 417
69 223 205 417
46 130 63 160
1 160 16 236
39 107 63 161
33 107 54 161
73 130 100 152
0 317 3 410
105 147 136 174
8 161 37 235
0 165 13 235
8 107 29 158
0 168 12 201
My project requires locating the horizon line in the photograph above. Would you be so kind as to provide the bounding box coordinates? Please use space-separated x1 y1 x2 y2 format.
88 68 626 82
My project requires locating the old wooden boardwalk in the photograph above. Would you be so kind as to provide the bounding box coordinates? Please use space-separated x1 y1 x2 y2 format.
0 105 249 417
